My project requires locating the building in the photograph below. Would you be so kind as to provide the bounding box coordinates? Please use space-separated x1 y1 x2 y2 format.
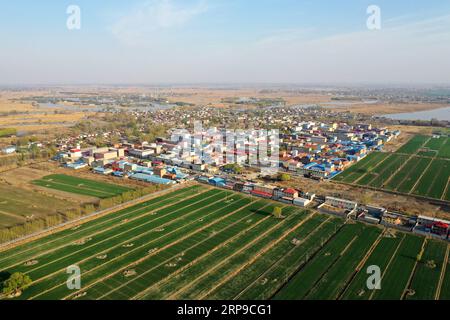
128 149 154 159
130 173 175 185
415 215 450 238
1 145 16 154
93 167 113 175
154 167 167 177
293 197 311 207
325 197 357 211
381 212 416 231
208 177 226 187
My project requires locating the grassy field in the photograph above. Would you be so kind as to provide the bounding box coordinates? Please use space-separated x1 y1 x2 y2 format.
396 135 429 154
333 135 450 201
0 185 448 300
32 174 133 199
0 184 75 228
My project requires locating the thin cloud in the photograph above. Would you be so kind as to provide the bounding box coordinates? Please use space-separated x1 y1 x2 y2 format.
112 0 208 45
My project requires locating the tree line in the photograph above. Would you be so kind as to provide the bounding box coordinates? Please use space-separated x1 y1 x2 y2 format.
0 184 168 244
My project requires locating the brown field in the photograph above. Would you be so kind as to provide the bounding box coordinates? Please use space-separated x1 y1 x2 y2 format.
280 176 449 220
0 164 84 229
0 90 92 134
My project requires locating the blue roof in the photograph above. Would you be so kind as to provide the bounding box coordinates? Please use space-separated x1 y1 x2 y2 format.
130 173 175 185
209 177 226 184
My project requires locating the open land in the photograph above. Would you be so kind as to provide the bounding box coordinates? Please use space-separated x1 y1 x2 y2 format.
333 135 450 203
0 185 448 301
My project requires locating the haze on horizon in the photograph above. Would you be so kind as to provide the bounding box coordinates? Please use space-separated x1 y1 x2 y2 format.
1 0 450 86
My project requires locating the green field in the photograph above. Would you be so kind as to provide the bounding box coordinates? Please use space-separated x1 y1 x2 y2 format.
0 185 448 300
396 135 429 154
333 135 450 201
32 174 133 198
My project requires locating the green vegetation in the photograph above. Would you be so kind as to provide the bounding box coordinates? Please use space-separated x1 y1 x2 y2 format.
278 173 291 182
396 135 429 154
0 128 17 138
222 163 243 174
32 174 133 198
407 240 448 300
333 135 450 201
272 207 283 218
0 186 447 301
0 175 166 244
1 272 32 297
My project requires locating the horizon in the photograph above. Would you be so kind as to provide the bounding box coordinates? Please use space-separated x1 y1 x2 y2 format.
1 0 450 85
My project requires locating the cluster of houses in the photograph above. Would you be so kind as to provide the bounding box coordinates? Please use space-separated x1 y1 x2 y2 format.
280 122 401 179
55 143 191 185
196 175 450 241
197 175 316 208
167 121 401 180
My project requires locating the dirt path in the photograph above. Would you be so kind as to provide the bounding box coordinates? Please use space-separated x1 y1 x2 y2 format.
61 199 262 301
435 244 449 300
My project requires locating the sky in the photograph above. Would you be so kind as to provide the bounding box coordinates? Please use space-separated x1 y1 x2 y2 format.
1 0 450 85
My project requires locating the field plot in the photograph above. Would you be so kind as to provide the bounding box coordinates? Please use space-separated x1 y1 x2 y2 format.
273 223 369 300
341 232 406 300
32 174 133 198
332 152 388 183
0 185 447 301
213 216 344 300
0 184 74 228
333 142 450 201
371 234 424 300
439 247 450 300
413 159 450 199
406 240 448 300
396 135 429 154
438 138 450 159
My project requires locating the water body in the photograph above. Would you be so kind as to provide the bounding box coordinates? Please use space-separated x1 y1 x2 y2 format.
383 107 450 121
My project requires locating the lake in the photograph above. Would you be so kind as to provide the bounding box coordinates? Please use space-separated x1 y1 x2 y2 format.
383 107 450 121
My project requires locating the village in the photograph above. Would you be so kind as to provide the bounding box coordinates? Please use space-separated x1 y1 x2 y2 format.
20 119 442 242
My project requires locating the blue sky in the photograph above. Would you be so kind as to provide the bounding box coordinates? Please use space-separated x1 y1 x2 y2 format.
1 0 450 84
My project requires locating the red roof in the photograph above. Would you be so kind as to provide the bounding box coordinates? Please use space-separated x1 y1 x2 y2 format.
433 222 449 229
251 190 273 197
284 188 297 194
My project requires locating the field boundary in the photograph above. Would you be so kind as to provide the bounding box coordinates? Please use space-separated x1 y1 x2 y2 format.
330 179 450 206
27 191 243 299
435 244 450 300
0 182 199 252
0 186 211 270
368 233 406 300
8 188 222 280
336 229 384 300
401 239 427 300
61 199 263 300
232 216 334 300
130 207 283 300
178 210 312 300
268 221 348 299
91 201 270 300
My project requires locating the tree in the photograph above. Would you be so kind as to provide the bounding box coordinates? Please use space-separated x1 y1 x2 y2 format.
2 272 32 297
278 173 291 182
273 207 283 219
416 245 425 262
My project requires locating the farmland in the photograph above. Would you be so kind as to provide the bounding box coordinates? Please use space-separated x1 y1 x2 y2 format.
333 135 450 201
32 174 133 199
0 185 448 300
